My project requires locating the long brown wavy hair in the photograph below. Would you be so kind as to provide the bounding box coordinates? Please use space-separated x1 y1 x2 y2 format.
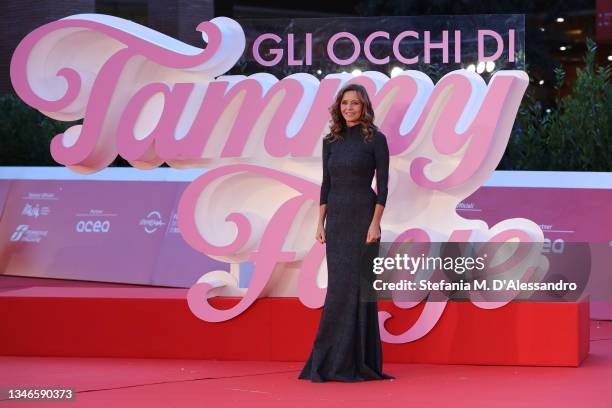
327 84 377 143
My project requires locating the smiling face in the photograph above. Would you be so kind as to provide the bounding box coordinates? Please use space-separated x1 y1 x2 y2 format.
340 90 363 127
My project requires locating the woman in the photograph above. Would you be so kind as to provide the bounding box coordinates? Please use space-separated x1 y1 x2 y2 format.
299 84 393 382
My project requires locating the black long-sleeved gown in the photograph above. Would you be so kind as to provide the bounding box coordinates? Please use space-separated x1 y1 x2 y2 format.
299 123 393 382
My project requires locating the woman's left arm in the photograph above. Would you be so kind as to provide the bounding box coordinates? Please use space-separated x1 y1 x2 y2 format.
367 132 390 243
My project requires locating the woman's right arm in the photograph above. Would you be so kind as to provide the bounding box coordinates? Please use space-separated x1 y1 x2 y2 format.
317 140 331 244
316 204 327 243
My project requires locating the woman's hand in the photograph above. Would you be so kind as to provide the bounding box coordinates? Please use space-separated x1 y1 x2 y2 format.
316 223 326 244
366 223 381 243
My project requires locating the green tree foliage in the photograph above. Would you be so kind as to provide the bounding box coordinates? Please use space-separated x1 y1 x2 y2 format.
0 94 129 167
500 38 611 170
0 93 74 166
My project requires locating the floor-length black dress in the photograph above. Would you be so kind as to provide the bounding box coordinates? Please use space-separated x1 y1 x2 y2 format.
299 123 393 382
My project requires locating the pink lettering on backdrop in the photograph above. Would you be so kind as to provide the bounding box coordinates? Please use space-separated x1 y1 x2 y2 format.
253 33 283 66
508 29 516 62
253 33 313 67
424 30 449 64
364 31 391 65
393 31 419 64
454 30 461 63
10 15 544 343
252 29 512 66
478 29 505 62
327 32 361 65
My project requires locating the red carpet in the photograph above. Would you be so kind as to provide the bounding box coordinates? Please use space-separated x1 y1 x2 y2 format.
1 329 611 408
0 276 609 407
